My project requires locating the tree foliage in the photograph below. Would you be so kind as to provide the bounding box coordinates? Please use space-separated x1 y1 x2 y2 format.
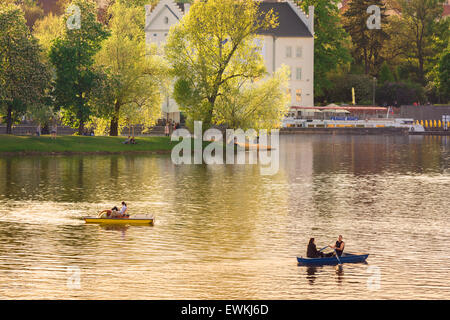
49 0 109 135
94 1 167 136
296 0 351 98
165 0 288 131
386 0 447 85
343 0 389 76
0 3 50 133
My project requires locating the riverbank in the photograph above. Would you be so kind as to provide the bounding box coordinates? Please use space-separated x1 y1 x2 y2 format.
0 135 178 155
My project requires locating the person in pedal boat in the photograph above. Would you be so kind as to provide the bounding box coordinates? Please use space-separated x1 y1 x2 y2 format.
307 238 324 258
119 202 129 218
98 206 120 218
329 235 345 257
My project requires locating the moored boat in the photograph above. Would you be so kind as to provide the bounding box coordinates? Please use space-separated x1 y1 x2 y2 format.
297 253 369 266
83 215 155 226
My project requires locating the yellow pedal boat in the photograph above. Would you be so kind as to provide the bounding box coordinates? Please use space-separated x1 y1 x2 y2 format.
84 215 155 226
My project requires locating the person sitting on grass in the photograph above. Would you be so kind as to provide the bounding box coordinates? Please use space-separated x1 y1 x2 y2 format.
122 136 131 144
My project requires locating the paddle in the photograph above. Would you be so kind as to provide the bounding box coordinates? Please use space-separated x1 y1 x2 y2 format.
319 246 329 252
334 249 342 265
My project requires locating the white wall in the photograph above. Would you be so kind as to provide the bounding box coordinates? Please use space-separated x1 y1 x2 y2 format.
145 1 315 121
261 36 314 107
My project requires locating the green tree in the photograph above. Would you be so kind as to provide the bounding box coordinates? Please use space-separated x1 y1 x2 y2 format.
378 61 395 84
49 0 109 135
0 3 50 134
438 48 450 102
165 0 289 131
94 1 167 136
295 0 351 98
388 0 446 85
33 13 64 55
343 0 389 75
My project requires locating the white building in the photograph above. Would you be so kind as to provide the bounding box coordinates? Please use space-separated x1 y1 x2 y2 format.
144 0 314 123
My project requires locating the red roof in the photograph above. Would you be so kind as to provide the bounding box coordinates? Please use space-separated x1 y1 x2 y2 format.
444 4 450 17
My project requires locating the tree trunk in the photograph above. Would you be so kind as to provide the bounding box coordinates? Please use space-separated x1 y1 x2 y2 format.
78 119 85 136
364 48 369 75
6 105 12 134
109 101 120 136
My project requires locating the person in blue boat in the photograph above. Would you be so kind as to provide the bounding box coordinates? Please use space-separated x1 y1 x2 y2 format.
329 235 345 257
307 238 324 258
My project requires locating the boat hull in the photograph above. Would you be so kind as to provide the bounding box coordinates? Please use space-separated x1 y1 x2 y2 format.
297 253 369 266
84 216 154 225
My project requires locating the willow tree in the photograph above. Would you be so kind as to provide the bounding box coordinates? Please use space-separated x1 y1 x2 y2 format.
94 1 167 136
0 3 50 134
165 0 288 131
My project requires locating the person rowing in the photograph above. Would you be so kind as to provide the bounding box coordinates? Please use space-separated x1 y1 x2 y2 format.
329 235 345 257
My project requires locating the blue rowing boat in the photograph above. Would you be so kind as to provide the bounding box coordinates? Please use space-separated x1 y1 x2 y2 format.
297 253 369 266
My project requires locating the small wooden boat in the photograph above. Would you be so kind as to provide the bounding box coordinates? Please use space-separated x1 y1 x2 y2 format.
235 142 273 151
297 253 369 266
83 215 155 226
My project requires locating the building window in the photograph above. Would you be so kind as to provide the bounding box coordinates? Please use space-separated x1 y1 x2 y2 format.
164 17 169 24
286 46 292 58
296 46 303 58
287 89 291 101
296 89 302 102
153 33 157 37
296 68 302 80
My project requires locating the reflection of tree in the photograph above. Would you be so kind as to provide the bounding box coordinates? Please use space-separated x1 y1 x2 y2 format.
168 163 288 260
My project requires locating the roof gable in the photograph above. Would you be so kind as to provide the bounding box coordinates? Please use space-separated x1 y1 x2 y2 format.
145 0 184 32
257 2 313 38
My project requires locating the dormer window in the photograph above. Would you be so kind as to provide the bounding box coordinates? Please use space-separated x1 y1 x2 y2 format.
164 17 169 24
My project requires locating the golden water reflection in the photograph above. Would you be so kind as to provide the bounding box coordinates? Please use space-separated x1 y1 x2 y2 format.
0 135 449 299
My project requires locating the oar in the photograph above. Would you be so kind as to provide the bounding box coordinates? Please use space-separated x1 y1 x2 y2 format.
319 246 329 252
334 249 342 265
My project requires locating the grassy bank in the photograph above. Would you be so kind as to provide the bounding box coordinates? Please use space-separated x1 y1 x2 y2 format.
0 135 179 155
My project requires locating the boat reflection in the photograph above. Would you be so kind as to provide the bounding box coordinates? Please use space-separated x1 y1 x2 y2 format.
98 224 130 232
335 265 344 284
306 266 318 285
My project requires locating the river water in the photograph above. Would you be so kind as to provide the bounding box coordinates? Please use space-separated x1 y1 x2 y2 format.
0 134 449 299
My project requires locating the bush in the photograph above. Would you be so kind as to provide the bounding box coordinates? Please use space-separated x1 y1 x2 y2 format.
376 82 425 106
324 73 374 104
